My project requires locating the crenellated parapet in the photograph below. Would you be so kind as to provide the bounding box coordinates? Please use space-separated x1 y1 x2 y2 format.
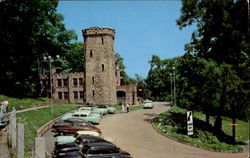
83 27 115 39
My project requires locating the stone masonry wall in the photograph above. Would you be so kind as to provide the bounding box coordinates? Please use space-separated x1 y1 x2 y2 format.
117 85 138 105
83 27 117 105
52 73 84 103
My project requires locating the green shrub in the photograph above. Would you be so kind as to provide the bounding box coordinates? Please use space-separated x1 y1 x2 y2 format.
153 106 247 152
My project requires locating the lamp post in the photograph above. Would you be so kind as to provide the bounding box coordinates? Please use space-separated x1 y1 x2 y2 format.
43 55 60 117
172 67 176 106
169 73 172 105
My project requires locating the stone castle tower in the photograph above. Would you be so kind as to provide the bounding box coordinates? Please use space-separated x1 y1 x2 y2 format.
82 27 117 105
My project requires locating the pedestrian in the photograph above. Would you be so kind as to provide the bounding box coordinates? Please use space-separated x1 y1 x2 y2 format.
126 103 130 113
1 100 8 113
121 103 125 112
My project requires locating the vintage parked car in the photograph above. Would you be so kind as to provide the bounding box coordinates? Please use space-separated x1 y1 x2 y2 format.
75 130 102 137
78 107 94 112
143 100 154 109
78 107 103 117
52 119 71 129
0 112 9 128
52 136 83 158
94 105 108 115
61 111 101 125
55 136 76 144
96 105 116 114
52 142 80 158
106 105 116 114
53 121 101 136
80 142 131 158
72 111 101 124
54 151 82 158
75 135 111 146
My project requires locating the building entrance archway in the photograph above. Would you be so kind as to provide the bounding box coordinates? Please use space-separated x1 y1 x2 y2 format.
117 91 126 105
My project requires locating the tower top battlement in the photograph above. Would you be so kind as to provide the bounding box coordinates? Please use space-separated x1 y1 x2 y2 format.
82 27 115 39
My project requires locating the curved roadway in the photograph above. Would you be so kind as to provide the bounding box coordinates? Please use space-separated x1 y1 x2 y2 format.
97 102 248 158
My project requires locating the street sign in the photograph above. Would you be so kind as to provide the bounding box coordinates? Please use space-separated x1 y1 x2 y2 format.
187 111 193 135
228 123 239 126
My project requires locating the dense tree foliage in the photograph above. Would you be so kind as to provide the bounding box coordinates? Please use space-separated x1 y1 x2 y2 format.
0 0 78 97
176 0 249 136
115 53 136 85
145 55 178 101
177 0 249 82
55 42 84 73
145 0 249 141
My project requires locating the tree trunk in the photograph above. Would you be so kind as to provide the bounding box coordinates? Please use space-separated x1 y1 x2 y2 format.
206 112 209 125
214 115 222 133
232 101 236 144
232 116 236 144
205 103 209 125
214 91 226 135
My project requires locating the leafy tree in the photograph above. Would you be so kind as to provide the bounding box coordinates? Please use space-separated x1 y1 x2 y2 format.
199 59 222 125
175 54 204 110
176 0 249 134
62 42 84 72
115 53 136 85
146 55 179 101
177 0 249 83
0 0 77 97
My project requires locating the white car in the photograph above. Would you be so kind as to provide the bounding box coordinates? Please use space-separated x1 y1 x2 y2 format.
143 101 154 109
75 130 101 137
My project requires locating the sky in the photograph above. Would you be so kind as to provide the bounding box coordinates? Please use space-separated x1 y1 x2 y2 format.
57 1 195 78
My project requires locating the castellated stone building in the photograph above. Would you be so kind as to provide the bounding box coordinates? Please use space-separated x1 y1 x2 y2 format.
83 27 117 105
40 27 137 105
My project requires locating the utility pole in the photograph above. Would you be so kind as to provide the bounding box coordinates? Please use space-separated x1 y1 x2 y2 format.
173 67 176 106
43 55 60 118
170 73 172 105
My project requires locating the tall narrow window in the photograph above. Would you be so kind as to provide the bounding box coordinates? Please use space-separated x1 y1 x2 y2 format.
92 77 95 84
64 92 69 100
102 64 104 71
63 79 68 87
101 38 104 45
73 78 77 86
73 91 78 99
80 91 84 98
79 78 83 85
57 79 62 87
58 92 62 99
90 50 93 57
92 90 95 97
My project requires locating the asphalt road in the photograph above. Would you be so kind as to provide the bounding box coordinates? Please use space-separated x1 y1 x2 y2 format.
97 102 248 158
44 102 248 158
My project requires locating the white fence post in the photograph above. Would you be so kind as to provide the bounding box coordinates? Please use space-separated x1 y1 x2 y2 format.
11 108 17 151
17 123 24 158
35 137 45 158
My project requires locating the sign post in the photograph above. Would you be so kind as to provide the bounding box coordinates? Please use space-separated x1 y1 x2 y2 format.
187 111 193 136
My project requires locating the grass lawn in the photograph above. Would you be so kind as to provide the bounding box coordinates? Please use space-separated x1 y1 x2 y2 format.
153 106 248 152
0 95 50 110
131 105 143 110
16 105 80 157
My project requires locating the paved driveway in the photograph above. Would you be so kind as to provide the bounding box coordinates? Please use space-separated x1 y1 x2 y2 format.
97 102 248 158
